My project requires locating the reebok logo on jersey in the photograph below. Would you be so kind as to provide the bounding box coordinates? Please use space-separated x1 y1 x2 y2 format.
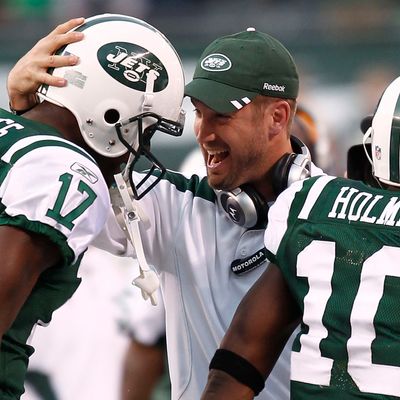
231 248 267 275
70 162 98 184
263 82 285 92
201 54 232 72
98 42 168 92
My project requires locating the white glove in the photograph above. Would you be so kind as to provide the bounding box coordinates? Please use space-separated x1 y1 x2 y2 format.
133 268 160 306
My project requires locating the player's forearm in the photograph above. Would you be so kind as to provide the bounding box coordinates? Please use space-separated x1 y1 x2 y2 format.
201 369 255 400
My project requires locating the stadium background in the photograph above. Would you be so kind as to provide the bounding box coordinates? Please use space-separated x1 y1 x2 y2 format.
1 1 399 399
0 0 400 175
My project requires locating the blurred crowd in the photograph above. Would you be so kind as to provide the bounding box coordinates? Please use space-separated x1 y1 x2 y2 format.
0 1 399 177
1 0 400 63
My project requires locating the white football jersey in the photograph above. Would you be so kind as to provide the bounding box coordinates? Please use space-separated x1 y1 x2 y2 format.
127 162 323 400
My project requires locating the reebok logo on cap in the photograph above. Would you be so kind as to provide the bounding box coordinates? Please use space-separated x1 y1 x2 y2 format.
263 82 286 93
201 54 232 71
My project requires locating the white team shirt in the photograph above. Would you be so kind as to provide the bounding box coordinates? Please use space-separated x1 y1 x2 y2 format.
0 134 111 262
119 163 323 400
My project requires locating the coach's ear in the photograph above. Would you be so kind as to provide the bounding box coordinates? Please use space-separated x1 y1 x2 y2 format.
267 100 291 138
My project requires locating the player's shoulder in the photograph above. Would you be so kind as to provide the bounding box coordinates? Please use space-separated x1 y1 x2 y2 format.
273 174 331 206
265 175 335 256
268 175 336 224
0 110 108 202
0 108 91 156
0 109 59 147
0 112 96 170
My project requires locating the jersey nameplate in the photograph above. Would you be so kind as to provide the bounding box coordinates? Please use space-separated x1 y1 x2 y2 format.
328 186 400 226
230 248 267 276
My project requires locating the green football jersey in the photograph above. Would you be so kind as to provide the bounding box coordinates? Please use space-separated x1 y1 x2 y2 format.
0 109 110 399
265 175 400 399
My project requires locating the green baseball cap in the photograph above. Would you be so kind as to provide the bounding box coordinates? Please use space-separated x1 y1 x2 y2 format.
185 28 299 114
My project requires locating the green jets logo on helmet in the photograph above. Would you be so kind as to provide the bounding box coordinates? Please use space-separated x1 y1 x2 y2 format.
97 42 169 92
200 53 232 72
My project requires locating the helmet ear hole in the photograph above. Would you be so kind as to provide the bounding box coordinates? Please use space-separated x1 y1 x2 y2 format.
104 109 120 124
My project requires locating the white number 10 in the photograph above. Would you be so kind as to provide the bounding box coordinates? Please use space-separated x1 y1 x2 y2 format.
291 240 400 397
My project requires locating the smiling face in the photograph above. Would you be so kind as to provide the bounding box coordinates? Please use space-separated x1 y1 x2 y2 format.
192 96 294 198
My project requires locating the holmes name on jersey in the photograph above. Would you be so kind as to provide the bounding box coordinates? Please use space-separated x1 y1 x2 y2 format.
328 186 400 226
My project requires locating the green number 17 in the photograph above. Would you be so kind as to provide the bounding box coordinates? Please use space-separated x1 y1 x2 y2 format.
46 172 97 230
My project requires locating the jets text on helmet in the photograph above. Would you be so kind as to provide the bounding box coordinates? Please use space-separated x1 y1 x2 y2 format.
106 46 161 83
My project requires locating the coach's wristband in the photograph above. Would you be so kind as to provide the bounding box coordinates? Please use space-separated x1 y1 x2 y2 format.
209 348 265 395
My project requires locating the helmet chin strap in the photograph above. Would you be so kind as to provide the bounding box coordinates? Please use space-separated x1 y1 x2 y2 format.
362 126 384 189
362 126 374 166
141 70 157 112
113 172 160 306
120 73 156 182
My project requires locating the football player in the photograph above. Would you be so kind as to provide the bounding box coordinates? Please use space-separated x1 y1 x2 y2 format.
0 14 184 399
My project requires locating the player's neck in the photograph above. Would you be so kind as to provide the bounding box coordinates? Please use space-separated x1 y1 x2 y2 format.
24 101 81 143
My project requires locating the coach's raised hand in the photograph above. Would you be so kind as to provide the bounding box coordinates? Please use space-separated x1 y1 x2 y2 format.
7 17 85 114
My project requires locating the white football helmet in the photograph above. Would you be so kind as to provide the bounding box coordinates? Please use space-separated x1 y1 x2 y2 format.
362 76 400 187
38 13 185 198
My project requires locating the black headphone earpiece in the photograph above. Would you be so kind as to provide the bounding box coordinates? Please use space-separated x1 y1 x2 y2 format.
216 184 268 229
272 136 312 195
217 136 312 229
271 152 299 196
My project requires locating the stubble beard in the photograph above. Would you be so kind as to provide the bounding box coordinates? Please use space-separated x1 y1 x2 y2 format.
208 148 263 191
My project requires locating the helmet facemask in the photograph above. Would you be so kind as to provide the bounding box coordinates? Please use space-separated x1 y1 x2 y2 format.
116 110 185 199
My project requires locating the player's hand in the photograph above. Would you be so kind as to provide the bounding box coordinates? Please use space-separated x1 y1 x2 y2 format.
7 17 85 113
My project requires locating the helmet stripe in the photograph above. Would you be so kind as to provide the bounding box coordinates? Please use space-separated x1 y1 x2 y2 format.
73 14 159 35
53 15 157 58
